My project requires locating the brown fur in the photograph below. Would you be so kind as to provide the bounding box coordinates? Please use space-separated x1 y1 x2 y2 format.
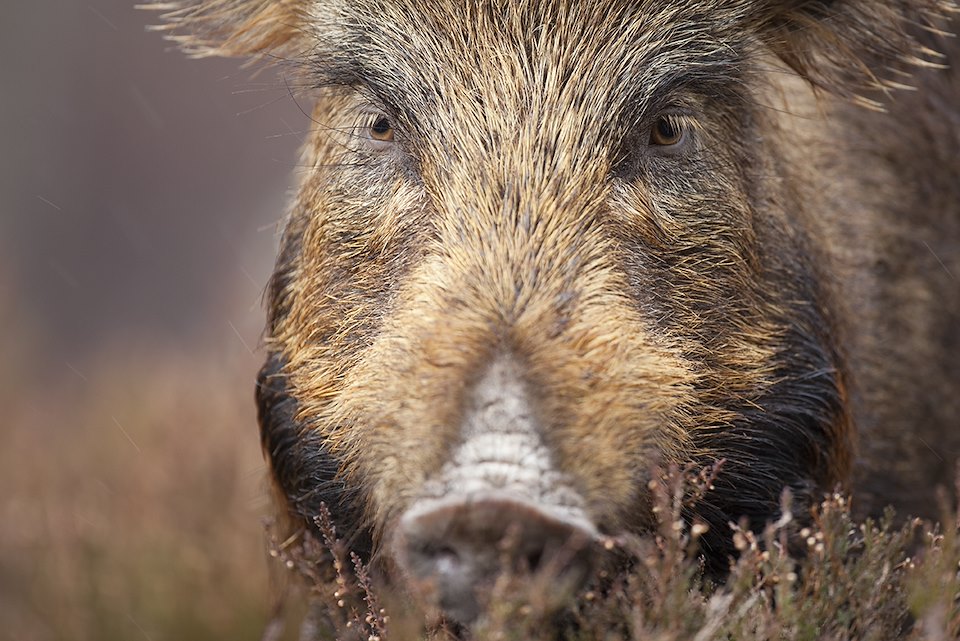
149 0 960 583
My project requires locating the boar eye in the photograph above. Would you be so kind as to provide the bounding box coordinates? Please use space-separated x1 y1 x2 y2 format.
365 114 395 146
649 115 685 147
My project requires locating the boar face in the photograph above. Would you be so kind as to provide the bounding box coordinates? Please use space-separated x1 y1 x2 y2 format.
152 0 957 625
258 2 857 611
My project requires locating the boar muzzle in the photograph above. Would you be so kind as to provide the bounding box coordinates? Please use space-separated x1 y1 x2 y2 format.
394 496 599 625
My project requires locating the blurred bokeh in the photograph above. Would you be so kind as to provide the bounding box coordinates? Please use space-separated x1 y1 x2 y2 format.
0 1 314 639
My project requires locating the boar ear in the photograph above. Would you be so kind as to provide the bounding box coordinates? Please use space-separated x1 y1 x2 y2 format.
142 0 310 60
753 0 955 106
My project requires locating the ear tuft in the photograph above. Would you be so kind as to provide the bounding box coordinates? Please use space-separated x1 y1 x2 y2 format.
140 0 309 60
754 0 958 107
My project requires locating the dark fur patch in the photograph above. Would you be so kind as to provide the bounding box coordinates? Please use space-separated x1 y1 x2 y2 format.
257 352 371 554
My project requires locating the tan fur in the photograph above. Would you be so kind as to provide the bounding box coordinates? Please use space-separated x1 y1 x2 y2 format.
145 0 307 58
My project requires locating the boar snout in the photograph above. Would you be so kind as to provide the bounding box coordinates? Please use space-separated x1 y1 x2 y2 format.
394 496 599 625
389 354 603 624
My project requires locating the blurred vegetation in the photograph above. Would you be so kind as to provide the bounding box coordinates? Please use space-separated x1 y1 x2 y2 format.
0 268 281 641
0 1 300 636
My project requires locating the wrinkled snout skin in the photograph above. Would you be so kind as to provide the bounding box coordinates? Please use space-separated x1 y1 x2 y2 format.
154 0 960 626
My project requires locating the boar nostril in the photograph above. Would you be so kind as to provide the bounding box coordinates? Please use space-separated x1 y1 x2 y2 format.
394 496 600 625
525 548 543 571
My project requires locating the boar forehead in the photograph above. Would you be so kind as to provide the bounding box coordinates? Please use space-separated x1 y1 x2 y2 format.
309 1 746 145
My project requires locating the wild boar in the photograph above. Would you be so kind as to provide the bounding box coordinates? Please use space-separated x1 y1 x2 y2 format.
150 0 960 626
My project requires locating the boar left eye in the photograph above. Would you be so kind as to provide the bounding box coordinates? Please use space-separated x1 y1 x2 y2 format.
365 114 395 146
649 115 685 147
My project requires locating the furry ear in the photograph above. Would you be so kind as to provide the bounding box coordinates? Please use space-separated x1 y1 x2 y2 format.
751 0 957 106
141 0 310 60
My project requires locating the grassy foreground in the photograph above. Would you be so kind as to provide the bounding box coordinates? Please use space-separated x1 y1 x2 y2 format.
270 466 960 641
0 340 278 641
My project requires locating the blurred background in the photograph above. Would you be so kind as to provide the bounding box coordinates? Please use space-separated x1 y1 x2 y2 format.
1 2 313 639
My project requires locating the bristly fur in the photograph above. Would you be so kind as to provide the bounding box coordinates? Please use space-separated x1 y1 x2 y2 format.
149 0 960 624
140 0 310 59
751 0 959 107
143 1 958 99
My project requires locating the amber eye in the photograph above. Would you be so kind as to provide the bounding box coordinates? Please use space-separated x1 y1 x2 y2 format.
649 115 684 147
368 115 395 143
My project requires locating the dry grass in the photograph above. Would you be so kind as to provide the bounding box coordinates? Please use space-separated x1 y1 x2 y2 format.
0 319 278 640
